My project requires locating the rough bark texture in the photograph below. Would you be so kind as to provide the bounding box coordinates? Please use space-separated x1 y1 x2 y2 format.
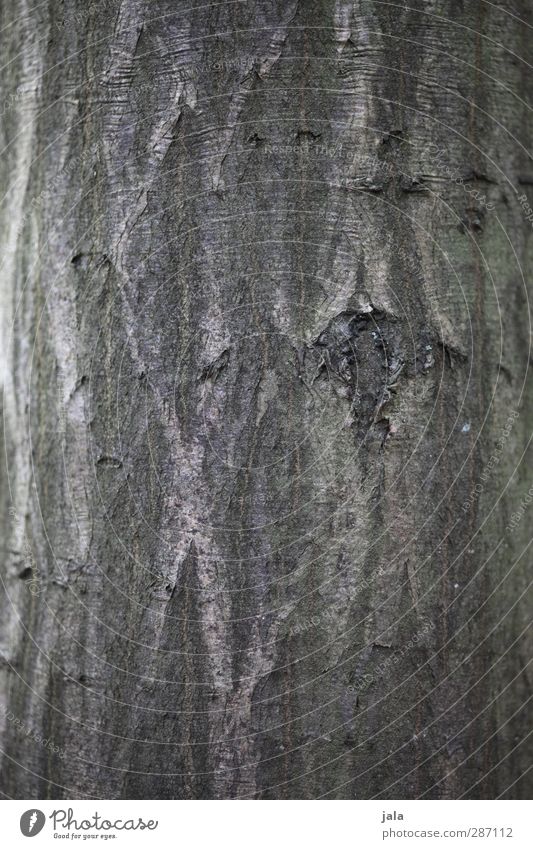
0 0 532 799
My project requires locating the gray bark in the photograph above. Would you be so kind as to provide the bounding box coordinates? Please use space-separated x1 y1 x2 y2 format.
0 0 532 799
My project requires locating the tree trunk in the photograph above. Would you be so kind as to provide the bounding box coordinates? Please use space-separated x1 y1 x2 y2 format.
0 0 532 799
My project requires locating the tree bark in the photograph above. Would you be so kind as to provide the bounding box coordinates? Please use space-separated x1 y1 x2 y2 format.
0 0 532 799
